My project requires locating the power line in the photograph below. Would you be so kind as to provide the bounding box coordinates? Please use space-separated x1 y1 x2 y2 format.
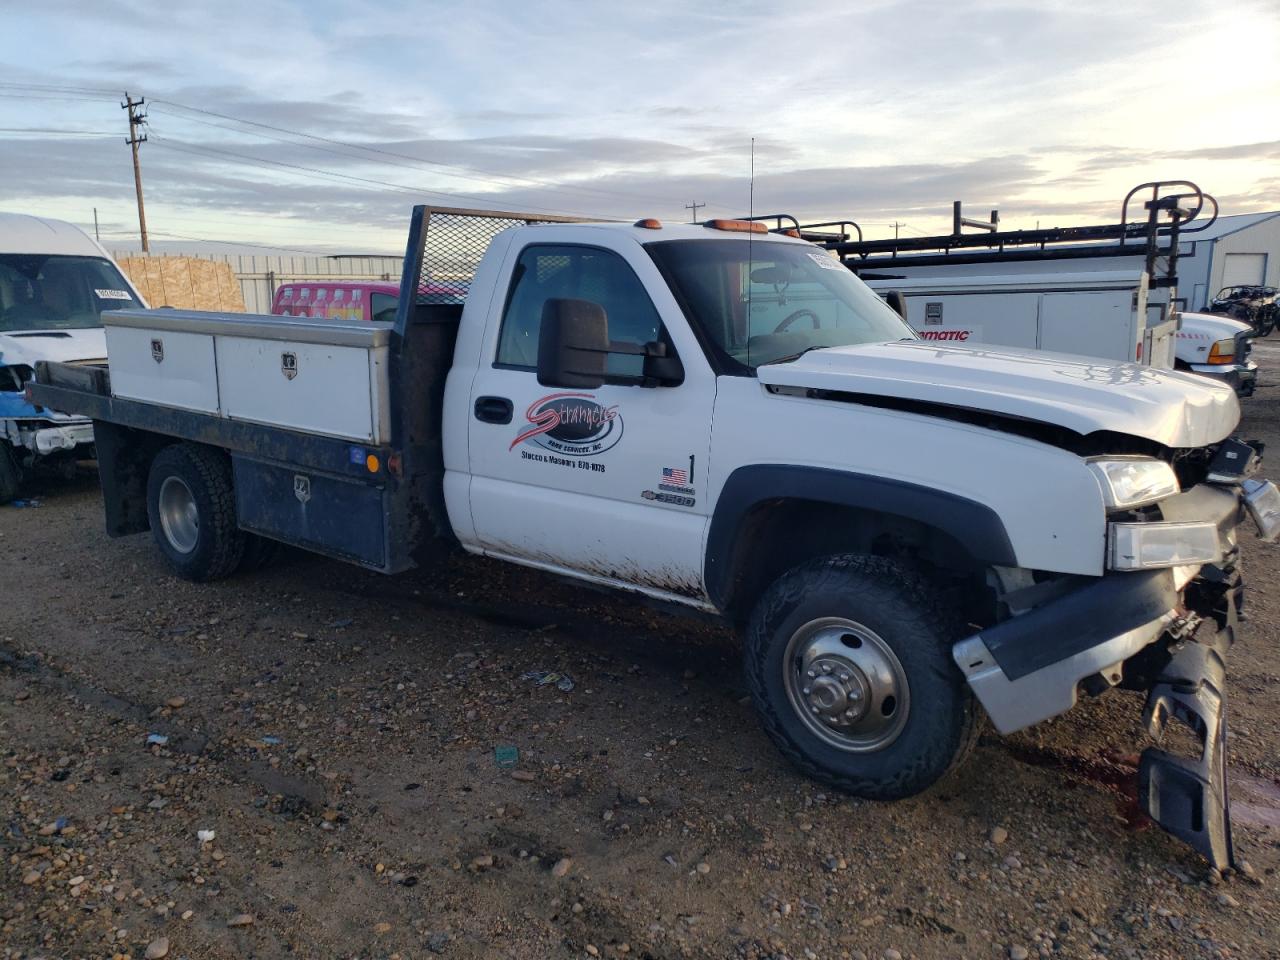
147 134 629 220
3 80 740 214
0 128 116 137
148 97 741 212
0 80 119 96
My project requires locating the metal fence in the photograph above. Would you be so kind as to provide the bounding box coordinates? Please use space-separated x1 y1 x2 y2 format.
111 251 404 313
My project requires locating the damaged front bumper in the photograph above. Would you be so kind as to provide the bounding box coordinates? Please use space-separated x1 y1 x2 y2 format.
954 475 1274 868
3 416 95 457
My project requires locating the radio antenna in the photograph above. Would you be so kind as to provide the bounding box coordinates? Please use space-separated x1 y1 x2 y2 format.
747 137 755 367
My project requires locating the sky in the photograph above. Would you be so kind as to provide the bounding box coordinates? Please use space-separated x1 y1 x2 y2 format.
1 0 1278 255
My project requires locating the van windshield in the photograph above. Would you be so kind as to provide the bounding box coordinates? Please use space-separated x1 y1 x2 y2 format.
0 254 139 332
646 238 915 373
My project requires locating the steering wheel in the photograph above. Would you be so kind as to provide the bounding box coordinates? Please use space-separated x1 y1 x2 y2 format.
774 308 820 333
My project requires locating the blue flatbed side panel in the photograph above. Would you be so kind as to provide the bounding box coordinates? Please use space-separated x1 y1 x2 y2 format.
232 456 388 569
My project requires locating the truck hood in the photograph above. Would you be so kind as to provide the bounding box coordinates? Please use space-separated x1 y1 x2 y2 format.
0 327 107 367
756 340 1240 448
1178 311 1252 339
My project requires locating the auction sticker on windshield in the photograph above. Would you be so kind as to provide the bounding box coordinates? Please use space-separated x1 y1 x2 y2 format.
95 289 133 300
806 252 843 270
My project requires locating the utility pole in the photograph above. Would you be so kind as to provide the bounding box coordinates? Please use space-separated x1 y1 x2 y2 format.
93 207 99 241
122 92 149 252
685 201 704 223
891 221 904 239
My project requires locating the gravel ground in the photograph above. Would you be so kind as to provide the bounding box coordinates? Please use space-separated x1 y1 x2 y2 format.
3 346 1280 960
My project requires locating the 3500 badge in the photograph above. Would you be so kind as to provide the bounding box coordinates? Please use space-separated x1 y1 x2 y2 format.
510 392 623 457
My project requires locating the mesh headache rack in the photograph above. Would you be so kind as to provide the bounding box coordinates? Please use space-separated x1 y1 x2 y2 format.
398 205 606 306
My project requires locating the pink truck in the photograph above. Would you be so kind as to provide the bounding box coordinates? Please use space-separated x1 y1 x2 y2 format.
271 279 466 322
271 281 399 323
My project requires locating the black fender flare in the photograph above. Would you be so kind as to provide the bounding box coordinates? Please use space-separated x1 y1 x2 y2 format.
704 464 1018 611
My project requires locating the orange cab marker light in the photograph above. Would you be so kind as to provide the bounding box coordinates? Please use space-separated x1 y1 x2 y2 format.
704 218 768 234
781 228 801 238
634 218 662 230
366 453 381 473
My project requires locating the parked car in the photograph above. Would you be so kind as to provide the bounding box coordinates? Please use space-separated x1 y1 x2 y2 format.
0 212 144 503
271 279 467 322
34 206 1280 870
1208 285 1278 337
1176 311 1258 397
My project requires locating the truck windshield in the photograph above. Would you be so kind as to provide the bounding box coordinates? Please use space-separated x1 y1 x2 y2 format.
646 239 915 372
0 254 139 332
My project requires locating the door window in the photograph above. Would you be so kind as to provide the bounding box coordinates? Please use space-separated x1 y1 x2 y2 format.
496 244 663 375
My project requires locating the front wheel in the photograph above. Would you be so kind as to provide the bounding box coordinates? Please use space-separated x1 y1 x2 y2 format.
744 554 982 800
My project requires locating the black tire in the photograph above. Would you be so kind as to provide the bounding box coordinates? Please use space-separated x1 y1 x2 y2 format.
744 554 982 800
146 443 244 581
0 442 20 505
238 533 281 573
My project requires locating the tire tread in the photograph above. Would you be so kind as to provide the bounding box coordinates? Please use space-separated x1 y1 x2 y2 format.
744 554 983 800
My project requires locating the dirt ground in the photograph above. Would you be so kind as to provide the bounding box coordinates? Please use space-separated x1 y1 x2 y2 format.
3 345 1280 960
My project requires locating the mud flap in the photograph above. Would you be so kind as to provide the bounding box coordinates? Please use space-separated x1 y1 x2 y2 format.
1138 631 1235 869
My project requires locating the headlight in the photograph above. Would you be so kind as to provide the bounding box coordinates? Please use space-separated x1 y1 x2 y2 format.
1108 521 1221 570
1088 458 1180 509
1207 338 1236 365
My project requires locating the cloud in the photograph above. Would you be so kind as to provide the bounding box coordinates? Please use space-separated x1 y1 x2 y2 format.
2 0 1277 250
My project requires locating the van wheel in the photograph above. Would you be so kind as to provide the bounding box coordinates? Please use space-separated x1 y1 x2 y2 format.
0 442 20 505
146 444 244 581
744 554 982 800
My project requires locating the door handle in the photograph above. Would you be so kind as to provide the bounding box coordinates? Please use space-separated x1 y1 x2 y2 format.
474 396 514 424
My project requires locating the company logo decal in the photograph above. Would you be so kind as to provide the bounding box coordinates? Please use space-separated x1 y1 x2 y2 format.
293 475 311 504
919 329 973 342
281 352 298 380
510 392 622 457
150 338 164 363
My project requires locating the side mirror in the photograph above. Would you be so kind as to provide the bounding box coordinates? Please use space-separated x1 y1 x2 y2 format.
885 290 908 321
537 298 608 388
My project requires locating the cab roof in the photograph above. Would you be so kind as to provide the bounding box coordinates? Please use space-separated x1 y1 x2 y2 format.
0 212 106 257
523 220 806 244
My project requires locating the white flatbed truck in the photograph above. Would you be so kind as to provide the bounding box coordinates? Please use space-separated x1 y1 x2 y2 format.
30 205 1280 868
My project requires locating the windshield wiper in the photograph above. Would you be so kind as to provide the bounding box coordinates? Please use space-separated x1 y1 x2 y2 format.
758 345 829 367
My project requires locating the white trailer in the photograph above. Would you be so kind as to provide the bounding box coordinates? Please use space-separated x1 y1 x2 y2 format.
863 270 1175 367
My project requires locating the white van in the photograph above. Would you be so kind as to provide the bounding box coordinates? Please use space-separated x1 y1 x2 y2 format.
0 213 146 502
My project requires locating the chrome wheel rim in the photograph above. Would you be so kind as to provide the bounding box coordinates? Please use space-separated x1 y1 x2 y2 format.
158 476 199 554
782 617 910 752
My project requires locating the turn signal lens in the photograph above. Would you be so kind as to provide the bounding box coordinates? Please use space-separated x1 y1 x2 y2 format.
1207 339 1235 365
366 454 381 473
633 218 663 229
704 218 768 234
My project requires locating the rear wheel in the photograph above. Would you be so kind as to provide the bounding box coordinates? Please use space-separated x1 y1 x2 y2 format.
0 442 20 505
146 444 244 581
744 554 982 799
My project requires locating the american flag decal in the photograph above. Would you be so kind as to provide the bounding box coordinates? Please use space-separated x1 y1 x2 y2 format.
662 466 688 485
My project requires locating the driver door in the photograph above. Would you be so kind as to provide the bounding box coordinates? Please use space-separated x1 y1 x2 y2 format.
465 234 717 601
